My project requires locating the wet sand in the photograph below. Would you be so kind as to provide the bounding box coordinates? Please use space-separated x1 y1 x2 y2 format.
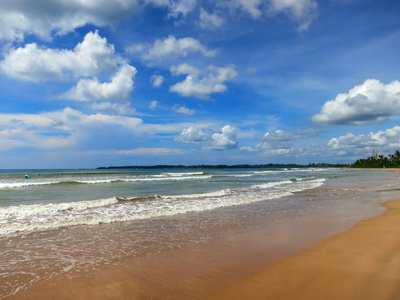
209 199 400 300
11 195 397 300
8 169 400 299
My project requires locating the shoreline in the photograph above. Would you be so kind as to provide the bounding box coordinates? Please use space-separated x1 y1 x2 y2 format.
12 195 395 299
6 169 400 299
208 199 400 300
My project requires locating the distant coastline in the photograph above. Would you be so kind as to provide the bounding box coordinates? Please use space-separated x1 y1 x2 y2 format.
97 163 348 170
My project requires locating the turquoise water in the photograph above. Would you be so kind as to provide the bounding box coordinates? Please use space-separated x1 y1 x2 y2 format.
0 167 330 235
1 168 399 298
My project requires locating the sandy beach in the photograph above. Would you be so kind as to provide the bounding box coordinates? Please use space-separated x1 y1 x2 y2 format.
209 199 400 300
11 198 400 299
4 169 400 299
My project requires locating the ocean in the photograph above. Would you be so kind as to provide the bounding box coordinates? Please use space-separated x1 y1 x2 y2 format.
0 167 399 298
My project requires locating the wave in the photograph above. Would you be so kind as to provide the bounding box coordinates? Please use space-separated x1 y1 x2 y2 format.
160 172 205 176
0 170 326 190
0 175 213 189
0 197 118 218
0 178 326 236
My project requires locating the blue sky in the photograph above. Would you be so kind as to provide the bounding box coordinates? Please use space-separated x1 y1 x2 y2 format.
0 0 400 168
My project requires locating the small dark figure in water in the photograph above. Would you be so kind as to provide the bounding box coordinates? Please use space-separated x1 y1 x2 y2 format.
25 174 30 179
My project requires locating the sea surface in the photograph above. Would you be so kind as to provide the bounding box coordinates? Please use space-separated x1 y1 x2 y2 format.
0 167 399 298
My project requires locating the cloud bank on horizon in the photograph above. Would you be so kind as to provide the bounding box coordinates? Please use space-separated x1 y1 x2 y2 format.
0 0 399 168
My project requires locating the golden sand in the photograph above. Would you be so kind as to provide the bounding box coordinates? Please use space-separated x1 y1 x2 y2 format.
208 199 400 300
12 198 400 299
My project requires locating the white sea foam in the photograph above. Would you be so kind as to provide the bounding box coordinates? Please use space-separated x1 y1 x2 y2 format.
0 181 60 189
161 172 205 176
249 170 282 175
217 174 255 178
161 189 229 199
0 178 326 236
0 174 213 189
124 175 213 182
0 197 119 218
251 180 293 189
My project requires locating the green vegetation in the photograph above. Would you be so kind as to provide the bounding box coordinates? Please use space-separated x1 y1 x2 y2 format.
352 150 400 168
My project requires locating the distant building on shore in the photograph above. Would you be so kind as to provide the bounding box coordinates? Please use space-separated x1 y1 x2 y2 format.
373 150 383 159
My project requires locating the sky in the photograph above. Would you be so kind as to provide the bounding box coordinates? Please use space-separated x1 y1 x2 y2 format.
0 0 400 168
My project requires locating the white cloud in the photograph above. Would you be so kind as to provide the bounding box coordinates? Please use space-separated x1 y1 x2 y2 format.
261 129 319 142
1 31 137 114
127 35 217 60
236 0 263 19
90 101 135 115
149 100 159 109
175 126 211 143
173 104 195 115
151 75 164 87
205 125 238 150
0 107 146 150
170 63 201 76
0 0 318 44
269 0 318 31
170 63 238 99
176 125 238 150
1 31 122 82
199 8 225 29
242 126 400 160
60 65 137 102
242 128 318 156
0 0 136 42
219 0 317 30
312 79 400 125
328 126 400 153
144 0 197 18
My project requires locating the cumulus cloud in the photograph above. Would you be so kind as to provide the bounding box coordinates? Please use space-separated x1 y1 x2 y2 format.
126 35 217 60
170 63 237 99
1 31 137 114
0 0 136 42
328 126 400 153
0 0 318 44
173 104 195 115
1 31 123 81
61 65 136 101
175 126 211 143
243 129 319 156
199 8 225 29
176 125 237 150
244 126 400 159
151 75 164 87
0 0 202 42
205 125 238 150
170 63 200 76
312 79 400 126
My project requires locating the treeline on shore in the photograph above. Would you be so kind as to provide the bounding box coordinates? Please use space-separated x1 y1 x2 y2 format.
352 150 400 168
97 163 347 170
